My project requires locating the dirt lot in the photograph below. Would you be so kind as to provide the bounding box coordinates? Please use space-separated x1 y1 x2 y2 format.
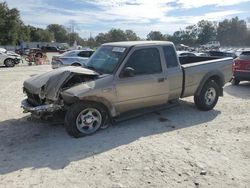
0 65 249 188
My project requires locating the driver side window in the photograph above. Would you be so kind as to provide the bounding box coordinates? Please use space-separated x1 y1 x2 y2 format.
125 48 162 76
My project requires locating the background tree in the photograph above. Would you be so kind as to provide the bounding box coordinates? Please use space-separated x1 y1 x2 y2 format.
196 20 217 45
28 26 54 42
95 33 109 46
217 17 248 46
107 29 127 42
67 32 87 46
147 31 167 40
0 2 23 45
125 30 140 41
1 2 250 47
47 24 68 43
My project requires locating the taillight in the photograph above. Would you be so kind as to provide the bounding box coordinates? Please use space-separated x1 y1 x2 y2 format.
233 60 241 70
232 62 235 72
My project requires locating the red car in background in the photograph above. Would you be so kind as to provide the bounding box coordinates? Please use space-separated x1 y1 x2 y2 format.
231 51 250 85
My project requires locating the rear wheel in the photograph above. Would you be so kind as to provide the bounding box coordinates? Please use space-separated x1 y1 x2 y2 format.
4 59 15 67
231 78 240 85
65 102 107 138
194 80 219 111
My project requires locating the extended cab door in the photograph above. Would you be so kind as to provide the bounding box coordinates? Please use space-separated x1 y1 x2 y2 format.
162 45 183 99
114 46 169 114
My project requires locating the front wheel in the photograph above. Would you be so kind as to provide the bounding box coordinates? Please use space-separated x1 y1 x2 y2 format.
4 59 15 67
194 80 219 111
65 102 106 138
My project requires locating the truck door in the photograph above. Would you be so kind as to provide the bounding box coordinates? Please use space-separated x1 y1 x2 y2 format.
162 45 183 99
114 46 169 113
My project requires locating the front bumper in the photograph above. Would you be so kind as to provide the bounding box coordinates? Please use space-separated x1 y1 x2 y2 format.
15 58 22 64
21 99 63 114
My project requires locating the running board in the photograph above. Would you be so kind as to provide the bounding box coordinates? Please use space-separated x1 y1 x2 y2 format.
114 100 180 123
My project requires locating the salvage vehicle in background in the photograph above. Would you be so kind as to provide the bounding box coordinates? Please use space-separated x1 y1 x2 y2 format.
177 51 197 57
201 41 220 49
231 51 250 85
208 51 237 59
24 48 45 65
41 46 66 54
21 41 233 137
51 49 94 69
0 48 22 67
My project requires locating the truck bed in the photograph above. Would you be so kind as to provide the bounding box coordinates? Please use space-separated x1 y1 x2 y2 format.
181 57 233 98
179 56 220 65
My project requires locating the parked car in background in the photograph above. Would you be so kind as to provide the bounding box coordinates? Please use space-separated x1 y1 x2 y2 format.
195 52 209 57
231 51 250 85
201 41 220 49
0 48 22 67
177 51 197 57
51 49 94 69
41 46 66 54
208 51 237 59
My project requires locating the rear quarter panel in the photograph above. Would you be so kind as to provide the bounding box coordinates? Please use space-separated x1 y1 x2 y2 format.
182 58 233 97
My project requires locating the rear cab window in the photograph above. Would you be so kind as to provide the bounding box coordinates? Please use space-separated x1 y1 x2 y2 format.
163 46 179 68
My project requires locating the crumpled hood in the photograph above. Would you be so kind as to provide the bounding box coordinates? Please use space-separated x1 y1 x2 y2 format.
23 66 99 101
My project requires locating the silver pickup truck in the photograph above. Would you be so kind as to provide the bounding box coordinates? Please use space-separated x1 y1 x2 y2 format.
22 41 233 137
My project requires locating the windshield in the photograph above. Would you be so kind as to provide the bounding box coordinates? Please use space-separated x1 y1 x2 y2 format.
86 45 127 74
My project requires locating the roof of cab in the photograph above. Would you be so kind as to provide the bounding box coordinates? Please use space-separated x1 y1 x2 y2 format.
103 41 174 47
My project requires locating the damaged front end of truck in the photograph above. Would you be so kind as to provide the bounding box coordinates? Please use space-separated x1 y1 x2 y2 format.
21 66 99 117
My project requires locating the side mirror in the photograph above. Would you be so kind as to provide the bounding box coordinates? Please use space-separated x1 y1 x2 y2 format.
122 67 135 77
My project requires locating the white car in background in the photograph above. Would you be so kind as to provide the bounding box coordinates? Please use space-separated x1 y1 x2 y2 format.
201 41 220 49
0 48 22 67
51 49 94 69
177 51 197 57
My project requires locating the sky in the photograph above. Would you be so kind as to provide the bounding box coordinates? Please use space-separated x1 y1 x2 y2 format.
3 0 250 38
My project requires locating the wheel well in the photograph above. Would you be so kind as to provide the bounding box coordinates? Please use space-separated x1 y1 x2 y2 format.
71 62 81 66
4 58 14 66
67 99 115 120
209 75 223 87
205 75 223 96
196 75 224 96
4 58 13 63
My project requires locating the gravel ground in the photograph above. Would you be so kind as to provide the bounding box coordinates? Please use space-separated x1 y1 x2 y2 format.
0 65 249 188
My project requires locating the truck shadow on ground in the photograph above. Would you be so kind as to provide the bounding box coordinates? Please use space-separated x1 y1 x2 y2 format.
0 100 221 175
224 82 250 99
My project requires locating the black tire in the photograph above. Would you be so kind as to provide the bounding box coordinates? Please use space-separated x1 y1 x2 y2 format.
4 58 15 67
231 78 240 85
72 63 81 66
65 102 107 138
194 80 220 111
